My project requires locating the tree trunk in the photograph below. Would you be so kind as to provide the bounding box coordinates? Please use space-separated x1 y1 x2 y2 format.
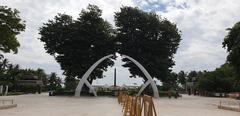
0 85 3 95
5 85 8 95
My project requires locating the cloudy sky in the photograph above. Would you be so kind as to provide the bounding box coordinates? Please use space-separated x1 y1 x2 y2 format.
1 0 240 86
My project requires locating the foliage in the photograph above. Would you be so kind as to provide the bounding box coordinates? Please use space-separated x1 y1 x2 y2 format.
39 5 181 95
53 89 116 96
115 7 181 81
0 6 25 53
165 72 178 89
223 22 240 77
0 57 60 93
6 92 24 96
52 88 75 96
39 5 115 83
96 89 115 96
158 91 179 97
64 76 77 91
0 58 19 88
177 71 186 88
47 72 62 91
158 71 186 91
187 71 197 81
18 85 41 93
196 63 240 93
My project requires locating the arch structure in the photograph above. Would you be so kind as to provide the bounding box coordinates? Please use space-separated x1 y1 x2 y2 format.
75 54 160 98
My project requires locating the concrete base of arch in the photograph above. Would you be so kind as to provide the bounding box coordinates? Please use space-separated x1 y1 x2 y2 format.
75 54 159 98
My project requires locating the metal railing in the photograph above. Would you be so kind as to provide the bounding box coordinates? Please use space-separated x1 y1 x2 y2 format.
219 100 240 112
220 100 240 107
0 99 14 105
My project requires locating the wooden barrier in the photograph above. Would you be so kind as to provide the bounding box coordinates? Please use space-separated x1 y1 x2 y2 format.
130 96 142 116
123 95 133 116
142 95 157 116
118 92 123 104
118 93 157 116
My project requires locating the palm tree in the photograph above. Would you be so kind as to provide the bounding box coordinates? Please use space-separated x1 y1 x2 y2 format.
48 72 61 90
7 64 20 92
0 54 3 60
2 59 9 69
0 58 10 92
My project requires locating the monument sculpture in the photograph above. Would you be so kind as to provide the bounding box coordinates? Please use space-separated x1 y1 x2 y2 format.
75 54 159 98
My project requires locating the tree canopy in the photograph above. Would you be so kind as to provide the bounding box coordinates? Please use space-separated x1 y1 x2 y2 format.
39 5 181 89
115 7 181 81
223 22 240 77
196 63 239 93
48 72 62 91
177 71 186 87
39 5 115 82
0 6 25 53
0 55 51 92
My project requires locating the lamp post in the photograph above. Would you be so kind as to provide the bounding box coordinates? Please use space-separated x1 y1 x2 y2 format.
114 68 116 87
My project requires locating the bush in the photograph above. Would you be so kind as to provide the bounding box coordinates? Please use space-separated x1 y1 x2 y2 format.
97 90 114 96
7 92 24 96
158 91 180 98
18 85 41 93
158 91 168 97
52 88 96 96
52 88 74 96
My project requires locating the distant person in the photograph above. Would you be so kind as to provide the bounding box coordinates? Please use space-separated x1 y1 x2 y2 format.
175 91 178 99
188 89 191 95
168 91 172 99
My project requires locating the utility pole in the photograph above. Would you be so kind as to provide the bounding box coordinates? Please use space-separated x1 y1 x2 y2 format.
114 68 116 87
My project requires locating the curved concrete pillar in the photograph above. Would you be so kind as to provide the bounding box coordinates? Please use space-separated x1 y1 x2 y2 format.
75 54 114 97
122 55 159 98
75 54 159 98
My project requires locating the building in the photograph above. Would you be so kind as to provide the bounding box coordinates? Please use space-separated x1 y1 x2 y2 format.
17 75 43 94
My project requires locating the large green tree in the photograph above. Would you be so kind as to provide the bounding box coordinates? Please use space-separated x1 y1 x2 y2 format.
39 5 115 83
0 6 25 53
177 71 186 88
223 22 240 77
64 76 77 91
187 71 198 82
115 7 181 82
196 63 239 93
48 72 61 91
6 64 20 92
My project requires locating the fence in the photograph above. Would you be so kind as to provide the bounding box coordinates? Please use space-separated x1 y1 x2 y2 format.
0 99 17 110
118 92 157 116
218 100 240 112
0 99 14 105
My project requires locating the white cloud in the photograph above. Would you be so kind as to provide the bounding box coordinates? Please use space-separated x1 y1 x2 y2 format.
0 0 135 80
1 0 240 85
151 0 240 72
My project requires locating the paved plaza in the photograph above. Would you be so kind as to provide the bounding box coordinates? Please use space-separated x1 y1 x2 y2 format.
0 94 239 116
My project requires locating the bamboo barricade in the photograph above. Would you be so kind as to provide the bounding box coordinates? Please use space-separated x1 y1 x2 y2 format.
130 96 142 116
118 92 157 116
123 95 133 116
142 95 157 116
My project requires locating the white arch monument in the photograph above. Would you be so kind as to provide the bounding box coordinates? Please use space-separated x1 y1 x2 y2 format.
75 54 159 98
